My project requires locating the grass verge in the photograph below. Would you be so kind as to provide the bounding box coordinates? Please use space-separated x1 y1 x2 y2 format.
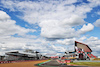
93 58 100 61
67 62 100 66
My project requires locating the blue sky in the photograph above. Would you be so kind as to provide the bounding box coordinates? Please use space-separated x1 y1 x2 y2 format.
0 0 100 56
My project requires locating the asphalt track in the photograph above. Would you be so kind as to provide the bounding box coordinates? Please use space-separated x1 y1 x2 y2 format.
39 59 88 67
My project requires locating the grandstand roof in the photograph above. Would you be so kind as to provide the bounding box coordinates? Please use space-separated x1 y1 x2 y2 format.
5 51 37 57
75 41 92 52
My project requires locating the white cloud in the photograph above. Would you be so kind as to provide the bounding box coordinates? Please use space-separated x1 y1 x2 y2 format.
88 0 100 7
74 3 92 18
87 36 98 41
79 36 87 41
94 19 100 27
0 10 38 55
56 36 87 45
78 23 94 34
0 15 65 55
0 0 94 39
61 14 86 26
39 20 78 39
0 10 35 36
96 11 100 15
0 11 10 20
0 36 61 55
1 0 100 56
51 45 66 52
56 38 76 45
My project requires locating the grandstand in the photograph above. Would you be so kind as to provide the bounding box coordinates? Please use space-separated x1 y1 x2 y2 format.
64 41 97 60
5 50 42 61
0 55 5 61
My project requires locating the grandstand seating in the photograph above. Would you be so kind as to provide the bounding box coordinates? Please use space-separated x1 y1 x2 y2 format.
87 54 97 58
91 54 97 58
87 54 91 58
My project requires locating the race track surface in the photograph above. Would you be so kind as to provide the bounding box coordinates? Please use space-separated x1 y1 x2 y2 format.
39 59 88 67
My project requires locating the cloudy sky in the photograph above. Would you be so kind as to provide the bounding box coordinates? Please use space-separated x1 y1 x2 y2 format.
0 0 100 56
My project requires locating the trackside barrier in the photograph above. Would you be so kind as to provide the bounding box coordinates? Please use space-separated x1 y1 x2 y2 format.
0 60 45 64
65 60 71 63
57 60 77 66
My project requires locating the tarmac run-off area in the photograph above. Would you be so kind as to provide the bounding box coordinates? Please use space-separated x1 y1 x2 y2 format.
38 59 89 67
